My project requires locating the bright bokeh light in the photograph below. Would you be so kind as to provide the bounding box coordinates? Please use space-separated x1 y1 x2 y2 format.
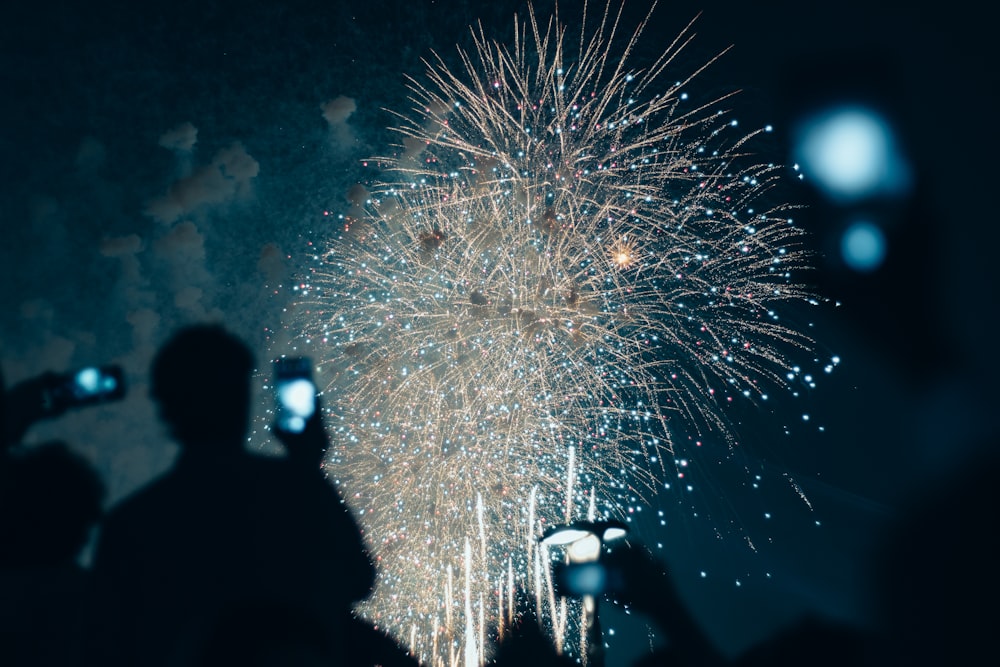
793 105 911 203
566 562 606 594
567 534 603 563
75 367 101 393
602 526 628 542
541 527 595 547
74 367 117 396
841 220 887 272
277 378 315 432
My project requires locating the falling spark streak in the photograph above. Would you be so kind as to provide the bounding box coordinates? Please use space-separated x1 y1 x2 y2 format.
478 592 485 667
785 473 814 510
289 1 825 664
445 565 454 635
497 573 505 638
464 539 479 667
477 493 487 565
534 542 545 632
506 558 515 625
565 446 576 524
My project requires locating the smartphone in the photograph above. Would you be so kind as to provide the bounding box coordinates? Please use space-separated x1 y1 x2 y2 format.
273 357 316 433
45 365 126 413
553 561 624 598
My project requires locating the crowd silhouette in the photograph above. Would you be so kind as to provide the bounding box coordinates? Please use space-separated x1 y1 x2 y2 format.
2 323 996 666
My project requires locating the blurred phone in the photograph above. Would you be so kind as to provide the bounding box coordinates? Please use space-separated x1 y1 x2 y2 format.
44 365 126 414
273 357 316 433
553 561 624 598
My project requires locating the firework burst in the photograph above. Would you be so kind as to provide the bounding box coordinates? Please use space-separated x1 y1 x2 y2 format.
289 2 820 664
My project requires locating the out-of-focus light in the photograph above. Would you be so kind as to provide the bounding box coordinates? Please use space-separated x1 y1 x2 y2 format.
793 105 911 203
841 220 886 272
567 534 602 562
75 368 101 393
602 525 628 542
540 527 594 546
539 519 629 561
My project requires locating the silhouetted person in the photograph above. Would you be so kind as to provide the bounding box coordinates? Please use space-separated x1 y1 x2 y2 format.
1 441 106 667
0 441 104 569
196 598 343 667
1 367 106 667
86 325 383 666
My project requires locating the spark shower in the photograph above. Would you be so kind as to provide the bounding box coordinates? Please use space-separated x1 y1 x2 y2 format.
285 2 829 664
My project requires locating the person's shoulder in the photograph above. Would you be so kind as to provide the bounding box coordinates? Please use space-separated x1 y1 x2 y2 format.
100 467 187 530
240 452 344 504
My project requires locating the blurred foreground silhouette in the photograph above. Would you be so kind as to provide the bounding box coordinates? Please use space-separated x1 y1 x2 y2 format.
85 325 414 666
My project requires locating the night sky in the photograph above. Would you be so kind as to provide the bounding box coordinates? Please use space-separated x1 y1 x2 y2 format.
2 1 996 664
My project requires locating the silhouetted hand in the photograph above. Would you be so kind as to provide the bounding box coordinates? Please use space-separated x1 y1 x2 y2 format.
272 397 329 469
3 372 66 446
603 542 725 666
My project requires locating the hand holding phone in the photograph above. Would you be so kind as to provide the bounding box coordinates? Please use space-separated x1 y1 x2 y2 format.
3 365 127 447
272 357 330 469
48 366 126 412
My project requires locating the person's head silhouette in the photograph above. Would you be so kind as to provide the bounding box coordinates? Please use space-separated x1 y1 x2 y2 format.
0 440 105 568
151 325 254 450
